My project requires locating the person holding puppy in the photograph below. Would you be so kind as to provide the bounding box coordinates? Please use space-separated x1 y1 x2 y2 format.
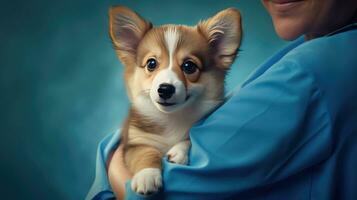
88 0 357 199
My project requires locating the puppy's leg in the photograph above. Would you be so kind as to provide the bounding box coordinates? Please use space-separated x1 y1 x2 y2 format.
125 145 163 195
167 140 191 165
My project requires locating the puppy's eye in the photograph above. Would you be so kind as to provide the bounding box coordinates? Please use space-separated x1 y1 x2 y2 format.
181 61 198 74
146 58 157 72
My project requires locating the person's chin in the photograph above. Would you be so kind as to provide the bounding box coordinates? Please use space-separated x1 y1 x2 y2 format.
272 17 307 40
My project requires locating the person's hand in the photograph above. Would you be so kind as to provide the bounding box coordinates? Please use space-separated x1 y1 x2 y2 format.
108 144 133 200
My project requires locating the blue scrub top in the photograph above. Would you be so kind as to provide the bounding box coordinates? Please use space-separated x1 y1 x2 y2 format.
87 24 357 200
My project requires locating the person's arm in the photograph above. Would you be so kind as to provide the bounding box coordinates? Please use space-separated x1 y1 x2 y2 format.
156 58 333 199
105 57 333 199
116 57 331 199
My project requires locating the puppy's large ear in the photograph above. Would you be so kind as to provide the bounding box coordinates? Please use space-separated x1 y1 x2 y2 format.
197 8 242 69
109 6 152 64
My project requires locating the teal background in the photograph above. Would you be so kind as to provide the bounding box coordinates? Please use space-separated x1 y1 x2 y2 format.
0 0 286 199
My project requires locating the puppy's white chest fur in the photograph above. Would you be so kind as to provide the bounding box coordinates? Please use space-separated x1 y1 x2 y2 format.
128 109 193 153
128 96 217 152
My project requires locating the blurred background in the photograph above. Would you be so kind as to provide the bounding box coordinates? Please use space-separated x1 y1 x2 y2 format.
0 0 287 199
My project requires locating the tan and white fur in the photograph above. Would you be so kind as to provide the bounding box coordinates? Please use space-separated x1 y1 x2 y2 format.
108 6 242 195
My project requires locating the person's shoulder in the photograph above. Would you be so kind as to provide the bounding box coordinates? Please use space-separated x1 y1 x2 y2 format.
279 29 357 80
244 30 357 91
295 28 356 50
284 29 357 66
276 29 357 104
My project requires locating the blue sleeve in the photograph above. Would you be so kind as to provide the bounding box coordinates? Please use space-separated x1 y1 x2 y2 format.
86 131 120 200
157 58 333 199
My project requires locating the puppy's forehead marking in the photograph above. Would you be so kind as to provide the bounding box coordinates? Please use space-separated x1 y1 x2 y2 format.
164 27 180 69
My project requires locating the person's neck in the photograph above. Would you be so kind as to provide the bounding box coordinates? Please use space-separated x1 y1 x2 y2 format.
304 11 357 41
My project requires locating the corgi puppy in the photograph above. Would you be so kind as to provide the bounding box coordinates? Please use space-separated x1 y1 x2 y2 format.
108 6 242 195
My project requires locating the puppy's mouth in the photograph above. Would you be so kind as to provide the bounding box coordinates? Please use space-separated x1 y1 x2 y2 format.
157 102 176 106
156 95 191 107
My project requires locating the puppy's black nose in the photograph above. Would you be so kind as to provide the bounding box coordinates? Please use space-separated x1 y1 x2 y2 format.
158 83 175 100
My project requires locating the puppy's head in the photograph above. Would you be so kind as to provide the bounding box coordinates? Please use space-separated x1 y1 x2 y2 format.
109 6 242 114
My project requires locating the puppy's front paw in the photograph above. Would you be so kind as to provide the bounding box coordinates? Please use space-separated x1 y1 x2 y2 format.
166 141 190 165
131 168 162 195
